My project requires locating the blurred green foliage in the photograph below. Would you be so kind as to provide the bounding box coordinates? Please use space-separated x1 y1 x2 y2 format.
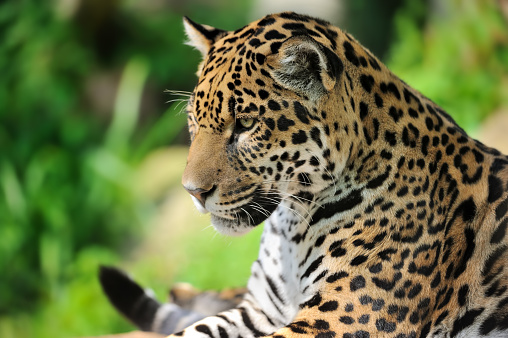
0 0 506 337
387 0 508 131
0 0 253 336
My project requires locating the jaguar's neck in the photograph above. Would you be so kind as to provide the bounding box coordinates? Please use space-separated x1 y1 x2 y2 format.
302 71 500 246
270 74 498 248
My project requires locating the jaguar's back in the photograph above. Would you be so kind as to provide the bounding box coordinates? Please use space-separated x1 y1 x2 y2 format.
101 12 508 337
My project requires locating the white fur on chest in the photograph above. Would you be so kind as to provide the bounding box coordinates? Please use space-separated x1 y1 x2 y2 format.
246 207 319 326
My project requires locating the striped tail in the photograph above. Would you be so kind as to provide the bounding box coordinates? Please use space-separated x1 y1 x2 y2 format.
99 266 162 331
99 266 245 335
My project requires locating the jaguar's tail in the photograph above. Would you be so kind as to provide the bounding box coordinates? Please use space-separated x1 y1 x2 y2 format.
99 266 246 335
99 266 161 331
99 266 206 334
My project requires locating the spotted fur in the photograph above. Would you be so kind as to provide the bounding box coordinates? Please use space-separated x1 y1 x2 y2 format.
103 12 508 338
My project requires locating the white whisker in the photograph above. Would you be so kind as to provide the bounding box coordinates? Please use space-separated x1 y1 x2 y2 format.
250 202 271 218
260 196 313 230
259 184 323 209
258 192 310 218
165 98 189 105
164 89 193 96
240 207 255 226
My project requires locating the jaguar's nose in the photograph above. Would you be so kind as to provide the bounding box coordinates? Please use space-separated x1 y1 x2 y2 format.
183 185 216 209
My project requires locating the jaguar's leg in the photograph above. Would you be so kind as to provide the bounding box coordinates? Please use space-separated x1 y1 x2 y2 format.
165 292 418 338
166 293 283 338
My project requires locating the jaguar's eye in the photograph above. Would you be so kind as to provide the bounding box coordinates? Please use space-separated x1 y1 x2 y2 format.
237 118 256 131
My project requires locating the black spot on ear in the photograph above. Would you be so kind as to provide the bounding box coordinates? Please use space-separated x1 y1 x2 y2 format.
184 16 227 55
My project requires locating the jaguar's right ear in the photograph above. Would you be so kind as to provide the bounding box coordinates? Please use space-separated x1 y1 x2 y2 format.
183 17 227 57
267 35 343 102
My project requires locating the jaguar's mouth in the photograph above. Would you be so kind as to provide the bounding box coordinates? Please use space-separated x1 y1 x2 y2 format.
210 191 281 236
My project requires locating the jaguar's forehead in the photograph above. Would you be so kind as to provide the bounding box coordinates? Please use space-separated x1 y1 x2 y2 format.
190 13 341 129
201 13 338 71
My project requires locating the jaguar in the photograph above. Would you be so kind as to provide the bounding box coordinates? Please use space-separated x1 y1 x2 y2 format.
100 12 508 337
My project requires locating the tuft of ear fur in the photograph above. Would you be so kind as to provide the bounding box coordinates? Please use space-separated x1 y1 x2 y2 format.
267 35 343 101
183 17 227 57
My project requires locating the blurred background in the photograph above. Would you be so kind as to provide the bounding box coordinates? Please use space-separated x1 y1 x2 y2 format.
0 0 507 337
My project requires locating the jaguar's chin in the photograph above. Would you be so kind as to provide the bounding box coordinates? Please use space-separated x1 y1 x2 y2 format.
210 195 280 236
210 215 254 236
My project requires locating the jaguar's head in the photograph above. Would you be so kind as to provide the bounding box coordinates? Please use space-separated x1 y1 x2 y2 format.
180 13 356 235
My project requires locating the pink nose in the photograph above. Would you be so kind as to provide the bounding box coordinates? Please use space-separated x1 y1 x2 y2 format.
183 186 215 208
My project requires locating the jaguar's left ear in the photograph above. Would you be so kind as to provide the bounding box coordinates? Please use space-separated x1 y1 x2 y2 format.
183 17 227 57
267 35 343 101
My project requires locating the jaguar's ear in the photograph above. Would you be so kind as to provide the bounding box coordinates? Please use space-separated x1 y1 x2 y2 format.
183 17 227 57
267 35 343 101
